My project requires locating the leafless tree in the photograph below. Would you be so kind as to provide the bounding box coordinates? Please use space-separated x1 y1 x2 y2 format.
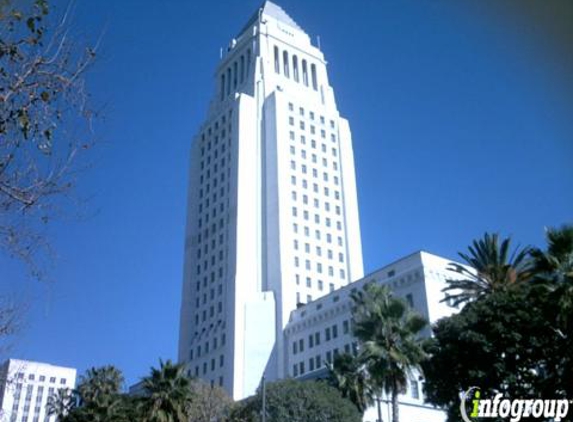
1 0 99 280
188 379 234 422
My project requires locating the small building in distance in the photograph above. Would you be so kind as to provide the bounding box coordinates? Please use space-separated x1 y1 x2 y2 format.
0 359 76 422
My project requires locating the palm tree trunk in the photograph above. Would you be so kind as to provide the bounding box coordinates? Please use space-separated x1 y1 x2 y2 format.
391 378 399 422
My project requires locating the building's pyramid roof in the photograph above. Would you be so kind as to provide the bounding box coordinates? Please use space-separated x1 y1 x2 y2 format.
238 1 301 37
260 1 301 30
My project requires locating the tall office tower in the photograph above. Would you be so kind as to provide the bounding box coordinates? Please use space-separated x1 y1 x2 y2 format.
178 1 363 400
0 359 76 422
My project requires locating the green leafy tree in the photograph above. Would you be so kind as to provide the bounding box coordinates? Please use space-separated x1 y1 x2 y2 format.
61 365 131 422
531 225 573 330
327 352 373 414
530 224 573 396
138 359 193 422
76 365 124 405
230 379 361 422
0 0 98 279
442 233 532 306
351 283 427 422
422 287 566 422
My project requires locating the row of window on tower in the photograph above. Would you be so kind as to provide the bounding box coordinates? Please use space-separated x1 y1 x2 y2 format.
286 101 348 305
274 46 319 90
190 111 234 370
220 49 251 101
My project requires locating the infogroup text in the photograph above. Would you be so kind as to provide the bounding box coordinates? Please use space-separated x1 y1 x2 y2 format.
460 387 570 422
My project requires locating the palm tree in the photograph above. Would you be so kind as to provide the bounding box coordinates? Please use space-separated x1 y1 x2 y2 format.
327 353 373 414
77 365 124 405
46 388 75 420
530 225 573 330
351 283 427 422
442 232 532 306
138 359 192 422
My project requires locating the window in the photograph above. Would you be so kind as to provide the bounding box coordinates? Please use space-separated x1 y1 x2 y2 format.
343 320 349 334
240 55 245 82
406 294 414 308
283 51 290 77
220 74 225 101
274 46 280 73
302 59 308 86
293 55 299 82
332 324 338 338
411 379 420 399
311 63 318 90
233 61 238 88
325 327 331 341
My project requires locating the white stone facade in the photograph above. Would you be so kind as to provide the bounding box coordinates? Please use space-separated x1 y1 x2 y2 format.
178 1 363 400
284 251 464 422
0 359 76 422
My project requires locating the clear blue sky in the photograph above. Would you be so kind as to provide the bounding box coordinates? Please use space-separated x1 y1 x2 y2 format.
3 0 572 387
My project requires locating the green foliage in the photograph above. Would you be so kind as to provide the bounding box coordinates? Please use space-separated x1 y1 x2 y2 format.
531 224 573 331
327 352 373 414
60 365 131 422
424 226 573 421
230 379 361 422
351 283 427 422
423 286 567 421
138 359 192 422
442 233 533 306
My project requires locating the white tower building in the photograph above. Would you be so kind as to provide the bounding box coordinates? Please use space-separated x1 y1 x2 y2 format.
178 2 363 400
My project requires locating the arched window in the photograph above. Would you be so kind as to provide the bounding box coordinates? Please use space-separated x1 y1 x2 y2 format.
274 46 280 73
283 51 290 78
220 74 225 101
233 62 238 88
240 55 245 83
311 64 318 90
226 68 231 96
292 55 299 82
302 59 308 86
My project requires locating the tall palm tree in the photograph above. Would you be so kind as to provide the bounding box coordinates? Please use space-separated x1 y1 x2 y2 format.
327 353 373 414
351 283 427 422
442 232 532 306
77 365 124 405
530 225 573 330
138 359 192 422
